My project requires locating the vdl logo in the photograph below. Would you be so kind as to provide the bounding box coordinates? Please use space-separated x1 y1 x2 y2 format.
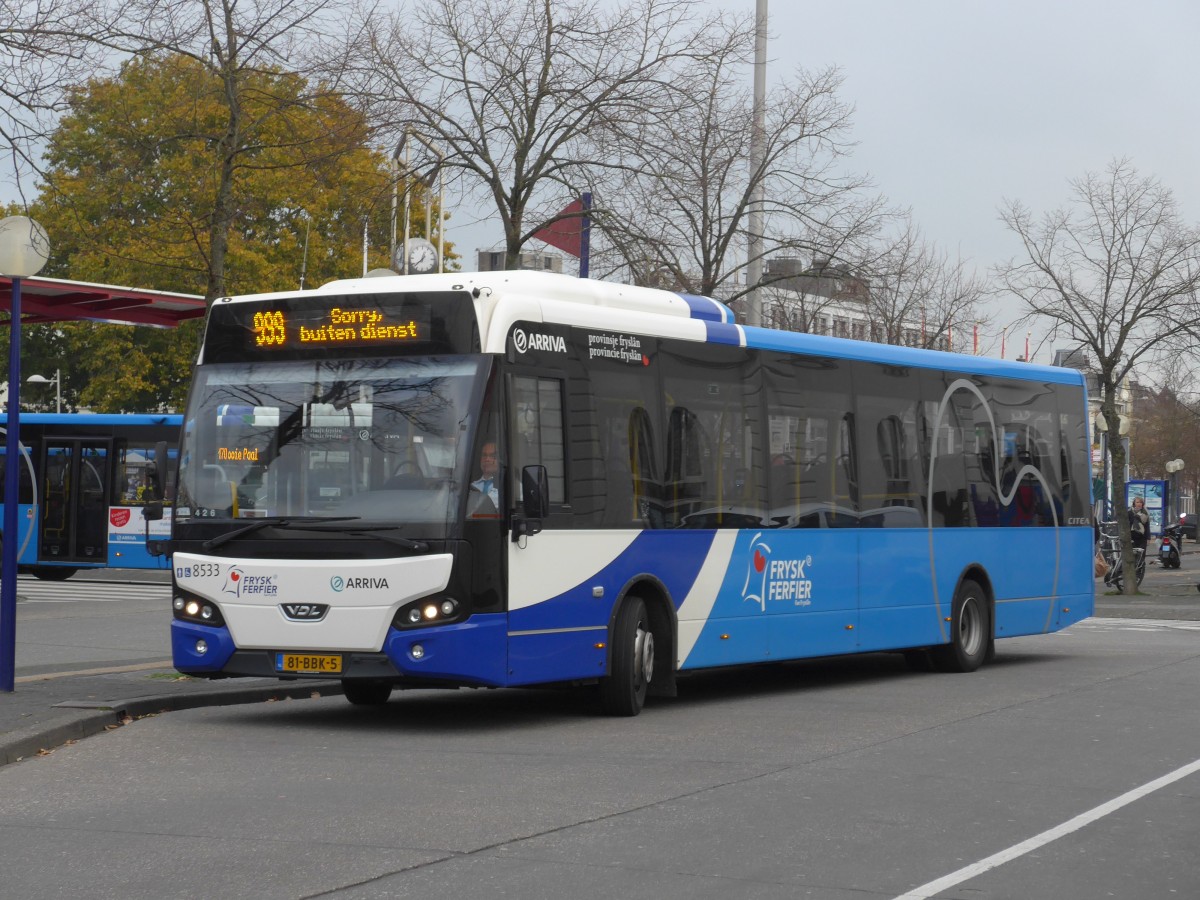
281 603 328 621
330 575 345 592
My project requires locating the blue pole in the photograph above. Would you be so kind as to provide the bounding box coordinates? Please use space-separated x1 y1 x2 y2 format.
1 275 21 692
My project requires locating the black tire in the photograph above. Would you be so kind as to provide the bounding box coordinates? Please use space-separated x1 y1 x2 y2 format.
902 649 935 672
599 596 654 717
931 579 989 673
30 566 77 581
342 680 392 706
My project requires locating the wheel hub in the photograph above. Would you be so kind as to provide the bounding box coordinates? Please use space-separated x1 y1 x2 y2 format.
635 626 654 687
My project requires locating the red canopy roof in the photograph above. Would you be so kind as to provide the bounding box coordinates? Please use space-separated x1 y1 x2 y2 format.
0 275 206 328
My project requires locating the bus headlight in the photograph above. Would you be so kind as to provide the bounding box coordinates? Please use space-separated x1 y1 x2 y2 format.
392 596 462 630
173 592 225 627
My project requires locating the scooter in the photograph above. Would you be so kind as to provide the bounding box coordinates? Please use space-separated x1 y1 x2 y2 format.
1159 523 1183 569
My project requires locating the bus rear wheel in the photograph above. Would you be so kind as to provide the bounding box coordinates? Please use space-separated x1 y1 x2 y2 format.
30 566 77 581
932 579 989 673
599 596 654 717
342 680 392 706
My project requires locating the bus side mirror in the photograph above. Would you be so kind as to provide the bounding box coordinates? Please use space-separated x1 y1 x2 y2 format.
152 441 168 496
521 465 550 519
513 465 549 542
143 500 167 557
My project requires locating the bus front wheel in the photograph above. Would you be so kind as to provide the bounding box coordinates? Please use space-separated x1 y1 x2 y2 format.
342 679 392 706
932 579 989 673
599 596 654 717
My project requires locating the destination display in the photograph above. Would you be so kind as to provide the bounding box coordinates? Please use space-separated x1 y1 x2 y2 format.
250 304 428 349
203 291 480 362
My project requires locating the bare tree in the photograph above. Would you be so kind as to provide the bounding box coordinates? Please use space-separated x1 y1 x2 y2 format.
998 158 1200 593
595 33 883 307
1128 357 1200 510
863 218 992 350
1 0 114 198
353 0 726 270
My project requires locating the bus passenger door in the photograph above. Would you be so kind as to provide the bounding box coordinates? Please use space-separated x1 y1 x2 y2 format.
38 439 111 564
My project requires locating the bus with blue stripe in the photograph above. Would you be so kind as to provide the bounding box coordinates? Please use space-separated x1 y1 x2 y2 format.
0 413 180 579
168 271 1092 713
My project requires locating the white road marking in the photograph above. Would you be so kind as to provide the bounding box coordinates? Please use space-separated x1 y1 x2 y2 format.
17 577 169 604
892 757 1200 900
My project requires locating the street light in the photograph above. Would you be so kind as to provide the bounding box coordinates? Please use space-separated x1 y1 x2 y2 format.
1165 458 1185 522
1093 413 1132 518
0 215 51 693
26 368 60 413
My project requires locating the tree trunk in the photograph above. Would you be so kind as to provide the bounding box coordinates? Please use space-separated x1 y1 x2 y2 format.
1102 392 1137 594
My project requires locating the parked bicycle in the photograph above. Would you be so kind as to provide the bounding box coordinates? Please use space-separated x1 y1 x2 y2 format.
1098 520 1146 590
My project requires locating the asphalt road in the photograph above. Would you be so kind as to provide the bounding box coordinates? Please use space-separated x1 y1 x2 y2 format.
1 567 1198 899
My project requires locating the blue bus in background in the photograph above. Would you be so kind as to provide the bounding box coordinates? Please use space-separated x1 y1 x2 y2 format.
0 413 180 579
167 272 1093 715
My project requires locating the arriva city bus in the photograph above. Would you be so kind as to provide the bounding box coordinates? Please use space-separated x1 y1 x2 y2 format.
168 271 1093 714
0 413 179 578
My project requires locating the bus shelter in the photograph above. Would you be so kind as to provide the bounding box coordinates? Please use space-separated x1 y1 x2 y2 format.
1 274 206 691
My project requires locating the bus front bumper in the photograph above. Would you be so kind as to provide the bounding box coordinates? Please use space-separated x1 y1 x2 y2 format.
171 615 509 686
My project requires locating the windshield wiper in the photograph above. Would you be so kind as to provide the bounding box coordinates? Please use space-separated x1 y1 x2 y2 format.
201 516 361 552
287 522 429 552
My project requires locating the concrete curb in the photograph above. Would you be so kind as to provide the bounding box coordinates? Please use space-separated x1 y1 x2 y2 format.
1 680 340 768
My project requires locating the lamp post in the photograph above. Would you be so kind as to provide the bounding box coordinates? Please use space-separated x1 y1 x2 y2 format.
27 368 60 413
745 0 767 327
1094 412 1131 519
1165 458 1185 523
0 215 50 693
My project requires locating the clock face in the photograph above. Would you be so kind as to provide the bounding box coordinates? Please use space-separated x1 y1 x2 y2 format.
408 239 439 274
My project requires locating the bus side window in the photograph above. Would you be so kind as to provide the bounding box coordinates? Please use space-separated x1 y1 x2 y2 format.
666 406 707 525
512 375 565 506
628 407 659 527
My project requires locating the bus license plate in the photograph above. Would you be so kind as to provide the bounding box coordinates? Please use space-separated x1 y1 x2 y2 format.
275 653 342 674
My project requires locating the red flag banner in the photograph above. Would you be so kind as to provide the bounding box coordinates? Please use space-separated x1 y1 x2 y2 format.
532 199 585 258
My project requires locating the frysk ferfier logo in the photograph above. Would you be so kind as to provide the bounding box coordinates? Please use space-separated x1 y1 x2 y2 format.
741 533 813 612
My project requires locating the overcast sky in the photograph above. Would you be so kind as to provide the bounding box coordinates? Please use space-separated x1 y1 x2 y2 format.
796 2 1199 277
452 0 1199 361
786 0 1200 360
8 1 1196 362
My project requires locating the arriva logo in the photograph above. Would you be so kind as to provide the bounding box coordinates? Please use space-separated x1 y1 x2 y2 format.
512 327 567 355
330 575 390 592
741 532 814 612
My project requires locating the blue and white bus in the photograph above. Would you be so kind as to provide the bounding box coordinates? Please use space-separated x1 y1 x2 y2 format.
0 413 180 578
169 272 1092 713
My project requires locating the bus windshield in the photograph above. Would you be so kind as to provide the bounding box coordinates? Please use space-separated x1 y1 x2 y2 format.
175 356 488 537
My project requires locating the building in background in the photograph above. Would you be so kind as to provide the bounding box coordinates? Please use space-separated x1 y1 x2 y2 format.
754 256 946 351
477 250 563 273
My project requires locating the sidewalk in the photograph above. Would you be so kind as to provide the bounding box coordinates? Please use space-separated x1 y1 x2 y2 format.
1 663 340 767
